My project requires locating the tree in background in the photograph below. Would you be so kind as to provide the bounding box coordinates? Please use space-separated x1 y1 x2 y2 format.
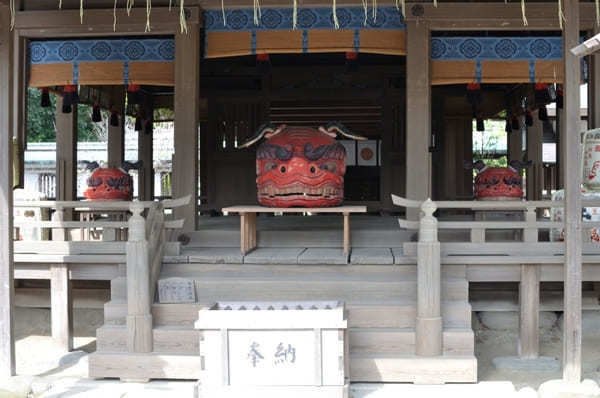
27 87 107 143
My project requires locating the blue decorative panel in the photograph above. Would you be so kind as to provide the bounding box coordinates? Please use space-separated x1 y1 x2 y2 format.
204 6 405 32
29 39 175 65
430 37 562 61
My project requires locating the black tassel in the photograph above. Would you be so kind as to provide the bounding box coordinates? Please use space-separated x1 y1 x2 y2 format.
144 119 153 135
525 111 533 127
538 106 548 121
62 102 72 114
535 83 551 107
345 52 359 73
556 89 564 109
476 118 485 132
505 119 512 133
256 54 271 74
41 88 51 108
135 115 143 131
70 90 79 105
110 111 119 127
92 105 102 123
511 117 520 131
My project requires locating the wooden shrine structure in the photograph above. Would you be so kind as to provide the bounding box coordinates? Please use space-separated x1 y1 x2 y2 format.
0 0 599 386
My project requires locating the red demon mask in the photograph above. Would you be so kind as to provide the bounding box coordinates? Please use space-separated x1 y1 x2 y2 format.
82 161 141 201
468 160 531 200
239 123 366 207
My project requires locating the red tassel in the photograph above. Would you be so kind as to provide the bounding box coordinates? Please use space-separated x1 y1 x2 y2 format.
256 53 270 62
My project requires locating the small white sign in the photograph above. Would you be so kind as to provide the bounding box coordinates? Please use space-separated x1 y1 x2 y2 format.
340 141 356 166
157 277 196 303
357 140 378 166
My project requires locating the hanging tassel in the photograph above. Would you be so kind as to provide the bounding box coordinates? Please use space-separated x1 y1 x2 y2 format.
345 52 359 72
92 105 102 123
521 0 528 26
144 119 154 135
505 118 512 133
558 0 565 30
64 85 79 105
62 102 72 114
556 87 564 109
113 0 117 32
253 0 261 26
127 84 142 105
221 0 226 25
256 53 271 74
135 115 143 131
40 88 51 108
333 0 339 29
511 116 520 131
525 111 533 127
80 0 84 24
110 111 119 127
145 0 151 32
466 83 482 118
539 105 548 121
534 83 551 106
293 0 297 29
476 118 485 132
179 0 188 33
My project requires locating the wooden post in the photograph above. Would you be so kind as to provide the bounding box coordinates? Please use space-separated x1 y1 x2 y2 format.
55 95 77 204
107 87 125 168
527 117 544 201
589 26 600 129
126 202 153 354
138 94 154 201
173 23 200 231
50 263 73 351
405 20 431 221
0 4 15 378
415 199 442 357
519 264 540 358
563 0 583 382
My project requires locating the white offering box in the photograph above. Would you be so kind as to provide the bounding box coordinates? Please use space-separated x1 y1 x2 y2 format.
194 301 348 398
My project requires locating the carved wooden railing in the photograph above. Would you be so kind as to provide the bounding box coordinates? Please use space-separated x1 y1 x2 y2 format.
125 195 190 353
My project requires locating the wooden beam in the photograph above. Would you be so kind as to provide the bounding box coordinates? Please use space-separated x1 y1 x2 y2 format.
173 22 199 231
526 116 544 201
55 96 77 204
0 4 15 378
107 87 125 168
405 19 431 221
562 0 583 383
13 7 200 37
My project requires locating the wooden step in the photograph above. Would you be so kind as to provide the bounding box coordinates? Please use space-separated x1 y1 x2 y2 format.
349 354 477 384
151 301 472 329
350 328 474 356
96 325 473 356
89 351 476 383
89 352 201 380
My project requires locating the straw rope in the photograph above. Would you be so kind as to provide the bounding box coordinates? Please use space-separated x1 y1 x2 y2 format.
362 0 368 25
9 0 15 30
113 0 117 31
221 0 226 25
179 0 188 33
126 0 134 15
253 0 261 26
145 0 151 31
80 0 84 23
293 0 297 29
521 0 528 26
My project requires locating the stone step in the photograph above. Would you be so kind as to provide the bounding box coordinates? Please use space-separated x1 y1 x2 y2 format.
89 351 476 383
151 301 472 329
96 325 473 356
110 277 127 301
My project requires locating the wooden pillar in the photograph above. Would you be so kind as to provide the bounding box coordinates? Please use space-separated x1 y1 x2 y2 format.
562 0 583 382
527 116 544 201
415 199 442 358
50 263 72 351
405 20 431 221
138 94 153 201
55 96 77 203
0 4 15 378
519 264 540 358
173 25 199 231
589 27 600 129
508 125 523 163
107 87 125 168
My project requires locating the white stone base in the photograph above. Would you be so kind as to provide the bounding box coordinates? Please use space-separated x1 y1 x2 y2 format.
194 383 349 398
492 356 560 372
538 379 600 398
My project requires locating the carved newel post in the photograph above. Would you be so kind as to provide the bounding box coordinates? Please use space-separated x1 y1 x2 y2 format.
126 202 153 353
416 199 442 356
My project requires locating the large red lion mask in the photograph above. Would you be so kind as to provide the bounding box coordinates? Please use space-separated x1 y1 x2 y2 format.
239 123 366 207
82 161 141 201
467 160 531 200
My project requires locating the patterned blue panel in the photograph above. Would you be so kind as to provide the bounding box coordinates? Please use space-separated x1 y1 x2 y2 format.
204 6 405 31
430 37 562 61
29 39 175 65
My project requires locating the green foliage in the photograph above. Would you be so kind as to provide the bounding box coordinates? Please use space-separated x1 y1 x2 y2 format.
27 87 105 143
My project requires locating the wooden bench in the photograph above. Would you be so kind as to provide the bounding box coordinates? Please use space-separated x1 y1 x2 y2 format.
222 205 367 255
